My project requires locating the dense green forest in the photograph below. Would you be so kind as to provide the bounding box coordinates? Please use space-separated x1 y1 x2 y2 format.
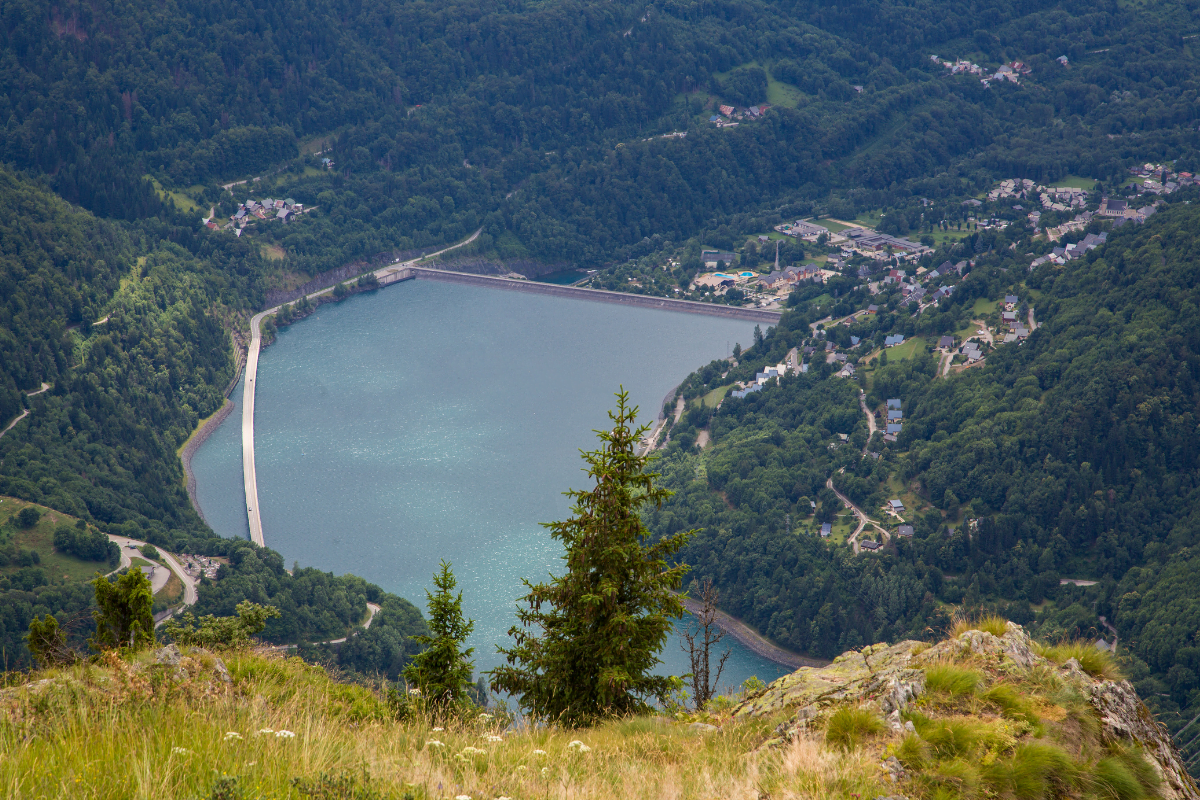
645 200 1200 761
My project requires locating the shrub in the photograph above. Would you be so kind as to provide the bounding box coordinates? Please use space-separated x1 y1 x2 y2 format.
925 664 980 696
141 544 159 560
53 525 120 565
825 706 883 751
165 601 281 649
15 507 40 528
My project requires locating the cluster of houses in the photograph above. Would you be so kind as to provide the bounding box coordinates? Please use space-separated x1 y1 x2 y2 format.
929 56 1030 86
708 103 771 128
731 360 793 398
773 219 930 262
884 398 903 441
1129 163 1196 194
220 197 305 233
1030 231 1109 266
177 553 221 581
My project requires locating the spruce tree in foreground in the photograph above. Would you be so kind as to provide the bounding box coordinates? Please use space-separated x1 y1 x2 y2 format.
489 389 695 726
404 560 475 710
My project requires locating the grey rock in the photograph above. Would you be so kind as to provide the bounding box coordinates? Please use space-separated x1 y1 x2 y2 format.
688 722 719 734
882 754 907 783
154 644 181 667
1090 679 1200 800
212 657 232 685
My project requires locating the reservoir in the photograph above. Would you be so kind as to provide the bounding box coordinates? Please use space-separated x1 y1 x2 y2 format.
191 279 791 690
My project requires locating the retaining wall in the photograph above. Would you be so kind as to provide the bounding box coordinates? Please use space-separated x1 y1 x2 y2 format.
404 267 784 324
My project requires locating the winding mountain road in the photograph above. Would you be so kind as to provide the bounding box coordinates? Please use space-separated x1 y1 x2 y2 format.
241 230 481 547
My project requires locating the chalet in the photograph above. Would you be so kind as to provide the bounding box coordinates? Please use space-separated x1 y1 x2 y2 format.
887 398 902 409
1004 294 1018 305
886 422 902 435
860 540 882 551
820 523 831 538
731 384 762 399
884 334 905 347
867 304 879 315
889 499 905 513
897 525 915 538
887 409 903 421
938 336 955 349
1001 311 1017 323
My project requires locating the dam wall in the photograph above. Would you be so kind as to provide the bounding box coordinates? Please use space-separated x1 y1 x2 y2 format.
378 266 784 324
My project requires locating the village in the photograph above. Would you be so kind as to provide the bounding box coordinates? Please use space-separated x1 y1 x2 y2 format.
205 196 310 236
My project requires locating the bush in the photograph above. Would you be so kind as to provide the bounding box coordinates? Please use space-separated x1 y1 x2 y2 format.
824 706 883 751
15 507 40 528
165 601 281 649
141 544 160 561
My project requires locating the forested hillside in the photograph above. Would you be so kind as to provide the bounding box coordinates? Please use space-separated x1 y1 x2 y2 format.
646 200 1200 758
4 0 1198 273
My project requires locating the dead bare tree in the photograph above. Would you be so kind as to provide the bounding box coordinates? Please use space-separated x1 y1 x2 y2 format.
681 577 731 711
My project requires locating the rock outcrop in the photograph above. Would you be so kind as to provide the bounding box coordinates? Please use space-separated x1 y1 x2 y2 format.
733 621 1200 798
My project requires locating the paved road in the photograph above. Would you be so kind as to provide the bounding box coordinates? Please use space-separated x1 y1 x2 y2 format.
106 535 200 612
858 391 877 440
268 602 382 649
0 409 28 439
241 230 482 548
1027 307 1038 332
828 475 888 555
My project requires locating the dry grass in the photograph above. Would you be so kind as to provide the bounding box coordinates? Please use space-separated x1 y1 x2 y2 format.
0 649 889 800
948 614 1009 638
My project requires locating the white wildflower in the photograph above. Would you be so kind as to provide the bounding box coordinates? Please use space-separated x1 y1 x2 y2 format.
171 747 191 755
515 765 527 772
426 739 445 748
455 795 472 800
223 732 243 741
567 740 591 752
461 746 487 755
477 712 493 721
256 728 274 735
541 767 550 777
497 797 513 800
431 726 444 732
408 687 422 696
485 734 503 743
275 730 296 739
532 749 547 756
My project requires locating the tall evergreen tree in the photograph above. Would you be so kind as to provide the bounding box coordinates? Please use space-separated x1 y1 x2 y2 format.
404 561 475 710
489 390 694 726
90 570 155 652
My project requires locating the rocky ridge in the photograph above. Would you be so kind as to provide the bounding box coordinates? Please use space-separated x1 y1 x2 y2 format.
733 621 1200 799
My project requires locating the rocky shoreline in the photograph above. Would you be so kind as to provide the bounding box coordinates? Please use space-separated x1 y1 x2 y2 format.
679 595 829 671
180 399 235 524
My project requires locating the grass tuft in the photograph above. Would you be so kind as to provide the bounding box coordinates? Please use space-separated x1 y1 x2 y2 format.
1034 640 1122 680
949 614 1010 638
925 664 980 696
824 706 883 751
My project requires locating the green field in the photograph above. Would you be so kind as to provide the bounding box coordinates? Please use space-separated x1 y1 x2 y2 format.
811 218 851 232
828 510 858 545
970 298 999 317
1051 175 1097 190
0 497 115 584
693 384 733 409
884 336 927 362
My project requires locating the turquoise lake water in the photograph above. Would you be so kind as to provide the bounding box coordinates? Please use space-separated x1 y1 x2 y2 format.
190 279 790 692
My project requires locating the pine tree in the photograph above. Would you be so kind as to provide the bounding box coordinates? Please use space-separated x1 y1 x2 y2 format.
404 561 475 710
489 389 695 726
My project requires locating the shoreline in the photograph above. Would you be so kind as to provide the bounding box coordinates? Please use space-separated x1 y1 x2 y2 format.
180 399 235 524
679 595 830 671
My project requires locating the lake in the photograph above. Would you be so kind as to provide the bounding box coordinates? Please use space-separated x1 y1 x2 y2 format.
191 279 791 692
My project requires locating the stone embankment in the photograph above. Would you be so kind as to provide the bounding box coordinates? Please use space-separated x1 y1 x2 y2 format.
678 595 828 671
385 266 783 324
180 400 235 524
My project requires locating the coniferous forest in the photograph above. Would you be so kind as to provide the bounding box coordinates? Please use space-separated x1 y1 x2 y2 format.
2 0 1200 767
